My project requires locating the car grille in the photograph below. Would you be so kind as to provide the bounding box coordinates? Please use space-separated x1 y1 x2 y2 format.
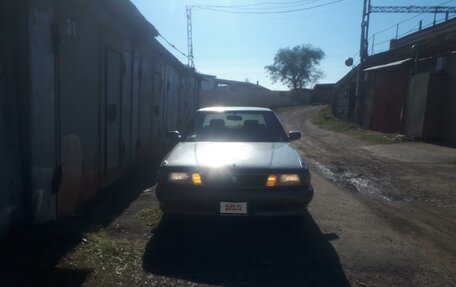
202 173 268 188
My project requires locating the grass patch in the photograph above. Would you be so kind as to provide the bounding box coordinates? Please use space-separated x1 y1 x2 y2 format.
54 207 164 285
137 207 162 227
58 229 144 286
312 106 404 144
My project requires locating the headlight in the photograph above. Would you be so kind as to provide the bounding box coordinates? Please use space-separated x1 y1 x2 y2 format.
168 172 203 185
279 174 301 185
265 174 301 187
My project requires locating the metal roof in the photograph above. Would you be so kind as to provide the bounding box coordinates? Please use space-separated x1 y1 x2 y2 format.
363 58 412 71
198 107 272 112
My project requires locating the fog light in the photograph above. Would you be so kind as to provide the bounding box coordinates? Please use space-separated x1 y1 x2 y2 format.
192 173 202 185
266 175 277 187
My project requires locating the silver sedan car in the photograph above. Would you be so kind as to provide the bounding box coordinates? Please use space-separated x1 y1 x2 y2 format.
156 107 313 217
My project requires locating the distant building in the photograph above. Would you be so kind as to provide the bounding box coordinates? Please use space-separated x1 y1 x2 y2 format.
200 74 217 91
333 17 456 143
312 84 335 104
199 74 311 108
200 74 270 92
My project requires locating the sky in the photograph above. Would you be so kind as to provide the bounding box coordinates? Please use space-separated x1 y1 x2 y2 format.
131 0 455 90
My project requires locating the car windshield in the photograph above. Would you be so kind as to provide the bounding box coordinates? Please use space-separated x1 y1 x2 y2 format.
183 110 288 142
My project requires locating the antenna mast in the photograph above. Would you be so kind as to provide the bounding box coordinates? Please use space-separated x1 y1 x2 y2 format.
186 6 195 68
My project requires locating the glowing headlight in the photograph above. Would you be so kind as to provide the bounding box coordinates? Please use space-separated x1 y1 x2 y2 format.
168 172 203 185
279 174 301 185
265 174 301 186
169 172 190 183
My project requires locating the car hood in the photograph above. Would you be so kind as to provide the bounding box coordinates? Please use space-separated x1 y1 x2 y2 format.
163 142 304 169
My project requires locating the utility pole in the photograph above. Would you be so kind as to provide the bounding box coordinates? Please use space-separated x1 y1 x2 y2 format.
360 5 455 63
354 0 370 122
359 0 371 64
354 2 455 122
186 6 195 68
369 6 456 13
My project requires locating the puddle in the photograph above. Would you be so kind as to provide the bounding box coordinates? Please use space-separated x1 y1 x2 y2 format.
310 160 394 202
312 160 337 180
343 172 392 201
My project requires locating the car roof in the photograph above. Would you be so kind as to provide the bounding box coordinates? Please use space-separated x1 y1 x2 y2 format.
197 106 272 112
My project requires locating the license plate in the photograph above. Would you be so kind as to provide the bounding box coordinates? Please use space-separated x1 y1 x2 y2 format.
220 202 247 214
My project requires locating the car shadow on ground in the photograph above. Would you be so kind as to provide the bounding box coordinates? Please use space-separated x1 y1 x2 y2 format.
143 213 350 287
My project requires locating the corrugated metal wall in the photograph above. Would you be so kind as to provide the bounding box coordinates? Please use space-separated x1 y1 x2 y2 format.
29 0 58 223
334 53 456 144
0 0 201 235
56 0 104 216
367 66 408 133
54 0 201 218
0 0 26 237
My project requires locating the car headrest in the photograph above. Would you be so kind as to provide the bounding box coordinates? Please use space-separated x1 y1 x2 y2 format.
209 119 225 128
243 120 260 128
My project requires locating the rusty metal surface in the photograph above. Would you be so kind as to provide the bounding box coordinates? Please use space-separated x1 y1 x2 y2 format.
367 65 409 133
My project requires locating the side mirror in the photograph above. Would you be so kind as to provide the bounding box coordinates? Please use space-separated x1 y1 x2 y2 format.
167 131 181 141
288 131 301 141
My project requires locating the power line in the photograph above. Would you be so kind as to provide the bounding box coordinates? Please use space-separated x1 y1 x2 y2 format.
370 6 456 14
195 0 324 11
194 0 322 9
371 13 424 36
193 0 343 15
209 0 357 21
186 0 344 67
369 0 456 53
362 0 456 59
371 0 456 36
158 34 188 58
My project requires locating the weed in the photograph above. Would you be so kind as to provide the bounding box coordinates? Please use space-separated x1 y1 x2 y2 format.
137 207 162 227
312 106 403 144
58 229 145 285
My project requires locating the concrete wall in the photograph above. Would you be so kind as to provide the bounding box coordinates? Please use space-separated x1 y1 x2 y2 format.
199 90 311 109
404 55 455 141
312 85 335 104
441 55 456 143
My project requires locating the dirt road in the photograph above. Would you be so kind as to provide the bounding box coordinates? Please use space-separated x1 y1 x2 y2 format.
279 105 456 286
3 105 455 286
123 105 456 286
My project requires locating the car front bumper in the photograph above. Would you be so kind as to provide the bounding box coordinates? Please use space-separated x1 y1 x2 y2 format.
156 185 314 217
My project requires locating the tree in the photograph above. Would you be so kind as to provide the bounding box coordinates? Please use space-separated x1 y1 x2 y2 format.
265 44 325 90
